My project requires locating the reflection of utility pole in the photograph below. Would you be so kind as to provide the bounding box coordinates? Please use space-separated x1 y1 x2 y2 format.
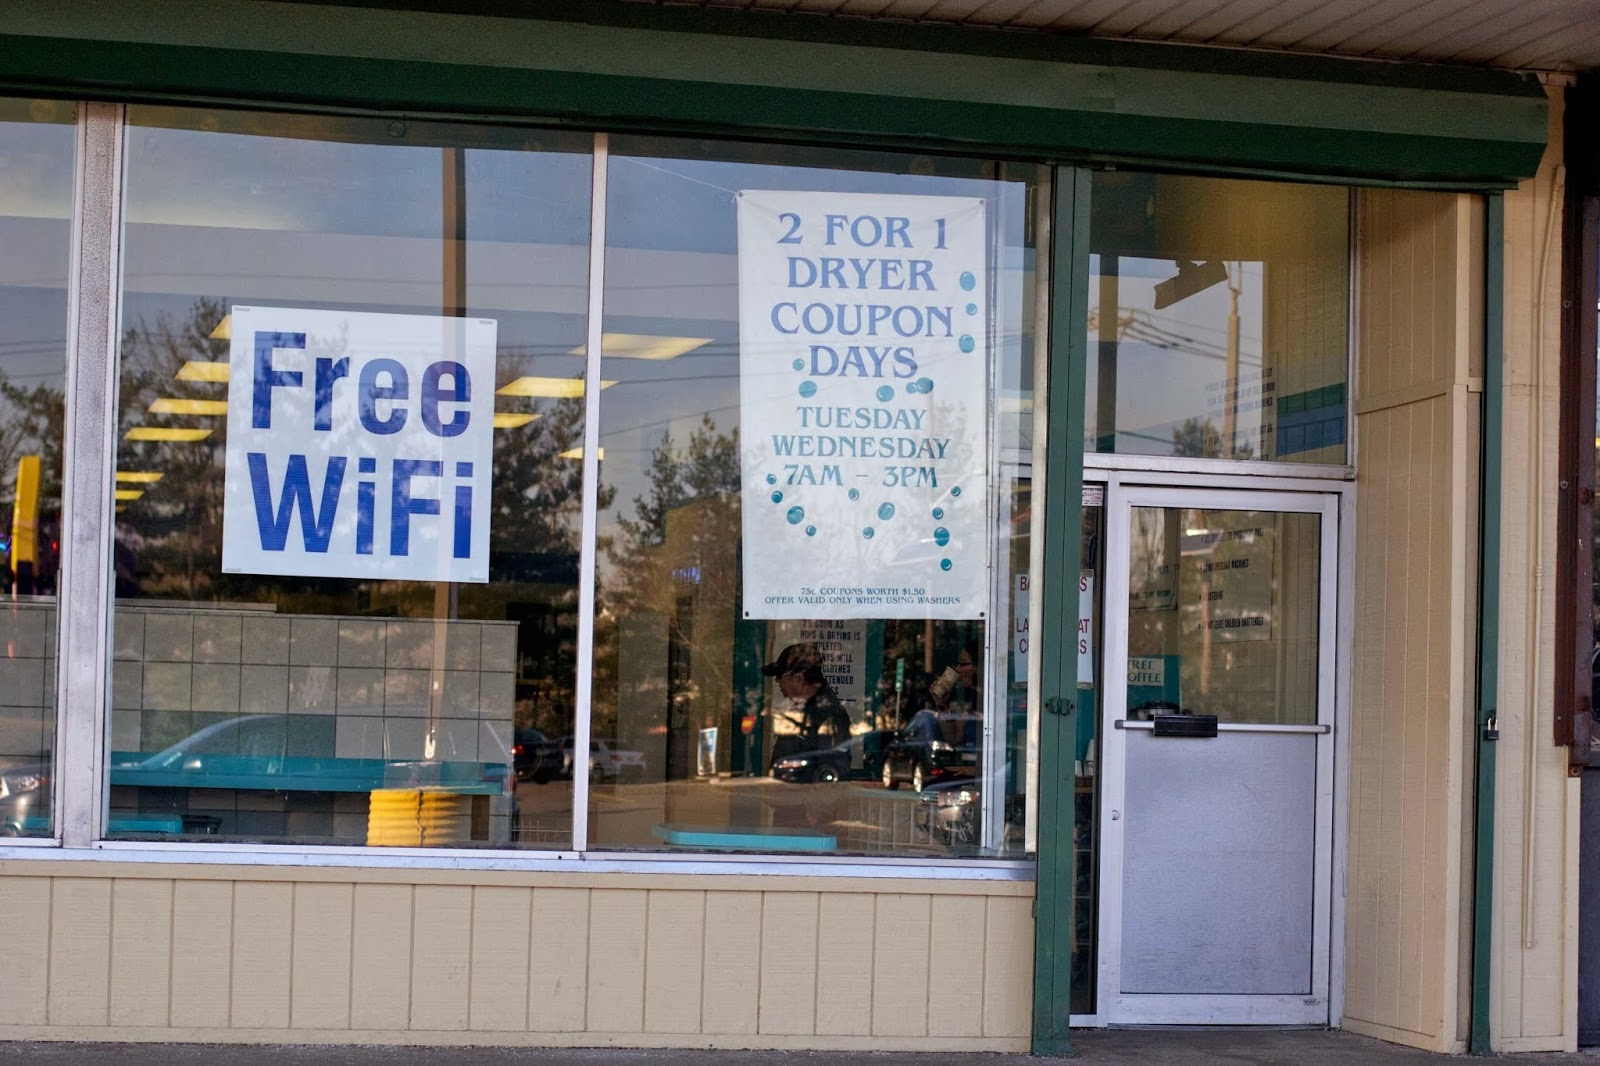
428 146 467 759
1220 263 1240 459
1096 256 1119 452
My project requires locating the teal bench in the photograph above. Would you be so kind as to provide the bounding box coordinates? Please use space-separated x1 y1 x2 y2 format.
651 823 837 852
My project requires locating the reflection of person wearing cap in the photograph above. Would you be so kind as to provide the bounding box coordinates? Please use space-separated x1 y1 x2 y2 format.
764 642 853 753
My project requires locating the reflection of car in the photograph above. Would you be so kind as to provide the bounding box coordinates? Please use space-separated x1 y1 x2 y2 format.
881 711 980 793
513 728 563 784
560 737 646 782
772 730 895 784
0 760 48 836
915 778 1026 849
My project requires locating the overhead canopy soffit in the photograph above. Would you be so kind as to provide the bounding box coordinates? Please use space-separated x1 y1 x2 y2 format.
0 0 1550 186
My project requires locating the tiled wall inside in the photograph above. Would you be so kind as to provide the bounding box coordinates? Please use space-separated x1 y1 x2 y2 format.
0 598 55 767
110 607 518 764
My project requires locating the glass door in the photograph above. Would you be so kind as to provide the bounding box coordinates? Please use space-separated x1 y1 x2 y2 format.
1096 485 1337 1025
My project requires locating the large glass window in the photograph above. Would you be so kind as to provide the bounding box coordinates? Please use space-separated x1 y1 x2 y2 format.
109 108 592 846
589 138 1039 857
0 99 74 838
1086 174 1351 464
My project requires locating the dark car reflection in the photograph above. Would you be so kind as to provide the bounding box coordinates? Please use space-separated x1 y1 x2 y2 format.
881 710 981 793
771 729 895 784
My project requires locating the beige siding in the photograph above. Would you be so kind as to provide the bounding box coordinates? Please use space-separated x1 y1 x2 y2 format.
1491 81 1580 1053
0 864 1030 1050
1344 186 1479 1053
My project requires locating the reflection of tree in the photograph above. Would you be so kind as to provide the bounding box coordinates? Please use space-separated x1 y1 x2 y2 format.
1171 416 1255 460
596 415 741 744
0 367 65 593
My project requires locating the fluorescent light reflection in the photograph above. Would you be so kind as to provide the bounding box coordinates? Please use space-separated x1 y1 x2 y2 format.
493 412 539 430
114 489 144 501
115 472 163 484
496 377 615 399
570 333 713 360
210 315 231 340
125 427 213 442
177 361 230 383
559 447 604 461
149 398 228 416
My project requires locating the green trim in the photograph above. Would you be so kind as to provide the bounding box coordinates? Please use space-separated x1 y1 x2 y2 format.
1032 167 1090 1057
1470 193 1504 1056
0 0 1547 186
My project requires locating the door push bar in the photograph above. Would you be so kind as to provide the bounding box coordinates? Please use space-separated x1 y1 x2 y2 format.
1114 718 1331 735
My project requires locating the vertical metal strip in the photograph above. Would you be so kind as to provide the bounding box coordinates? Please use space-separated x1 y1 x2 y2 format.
571 132 609 853
1032 166 1090 1057
1024 168 1052 856
56 102 124 847
1470 191 1504 1056
980 182 1005 853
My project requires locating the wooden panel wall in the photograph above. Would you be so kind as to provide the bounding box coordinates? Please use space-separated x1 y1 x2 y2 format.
1344 186 1479 1053
1492 81 1580 1053
0 865 1032 1051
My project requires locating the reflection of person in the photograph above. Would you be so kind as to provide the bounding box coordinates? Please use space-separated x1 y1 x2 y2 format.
764 643 852 751
931 640 983 713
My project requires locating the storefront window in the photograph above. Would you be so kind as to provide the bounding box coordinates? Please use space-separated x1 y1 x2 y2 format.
588 138 1039 857
108 108 593 845
0 98 74 838
1085 174 1351 464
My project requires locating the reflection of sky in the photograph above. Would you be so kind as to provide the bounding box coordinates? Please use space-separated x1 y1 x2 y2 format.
0 113 74 220
1084 256 1267 453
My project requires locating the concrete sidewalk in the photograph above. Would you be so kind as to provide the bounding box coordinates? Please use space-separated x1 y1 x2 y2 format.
0 1032 1595 1064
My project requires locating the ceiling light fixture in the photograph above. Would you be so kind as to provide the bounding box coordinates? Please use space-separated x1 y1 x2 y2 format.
569 333 713 361
176 361 230 383
125 427 213 442
149 398 228 416
496 377 615 399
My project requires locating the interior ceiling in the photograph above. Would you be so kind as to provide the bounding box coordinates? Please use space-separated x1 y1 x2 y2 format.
622 0 1600 72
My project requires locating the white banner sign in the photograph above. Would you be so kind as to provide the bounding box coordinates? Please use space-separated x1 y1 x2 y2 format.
222 306 497 583
736 191 988 619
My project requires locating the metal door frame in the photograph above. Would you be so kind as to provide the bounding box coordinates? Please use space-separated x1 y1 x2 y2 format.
1095 482 1340 1026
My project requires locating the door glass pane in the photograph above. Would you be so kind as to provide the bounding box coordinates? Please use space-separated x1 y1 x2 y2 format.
1126 507 1320 725
1086 174 1350 464
1073 488 1103 1012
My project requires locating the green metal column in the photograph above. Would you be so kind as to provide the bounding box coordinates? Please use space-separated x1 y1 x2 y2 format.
1032 166 1091 1057
1470 191 1504 1056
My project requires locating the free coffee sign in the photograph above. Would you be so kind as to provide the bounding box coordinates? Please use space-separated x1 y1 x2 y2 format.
221 306 497 583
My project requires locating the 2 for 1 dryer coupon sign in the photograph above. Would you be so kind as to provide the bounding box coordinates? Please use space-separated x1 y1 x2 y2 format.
221 306 497 583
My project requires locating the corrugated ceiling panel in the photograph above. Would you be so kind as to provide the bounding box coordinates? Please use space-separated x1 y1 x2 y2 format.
636 0 1600 69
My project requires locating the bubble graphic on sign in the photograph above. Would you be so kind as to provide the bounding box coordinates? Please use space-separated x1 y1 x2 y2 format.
792 358 804 371
848 489 860 501
916 377 934 394
798 380 817 398
959 335 975 354
877 503 895 521
966 302 978 315
933 527 949 546
766 473 777 485
932 507 944 519
862 527 875 539
805 525 817 537
787 506 805 525
960 272 976 291
876 385 894 402
771 491 783 504
951 486 962 498
940 558 953 571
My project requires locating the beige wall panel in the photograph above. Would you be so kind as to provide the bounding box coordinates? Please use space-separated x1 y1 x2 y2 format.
528 886 589 1032
110 879 173 1027
1489 82 1578 1053
170 880 235 1028
927 896 985 1037
871 893 930 1037
409 885 472 1030
700 890 760 1036
758 891 819 1035
0 878 49 1026
231 881 293 1028
643 890 704 1034
47 878 111 1026
982 895 1033 1038
586 888 647 1033
291 882 353 1030
1346 183 1476 1054
468 886 531 1031
349 883 412 1030
814 892 874 1037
